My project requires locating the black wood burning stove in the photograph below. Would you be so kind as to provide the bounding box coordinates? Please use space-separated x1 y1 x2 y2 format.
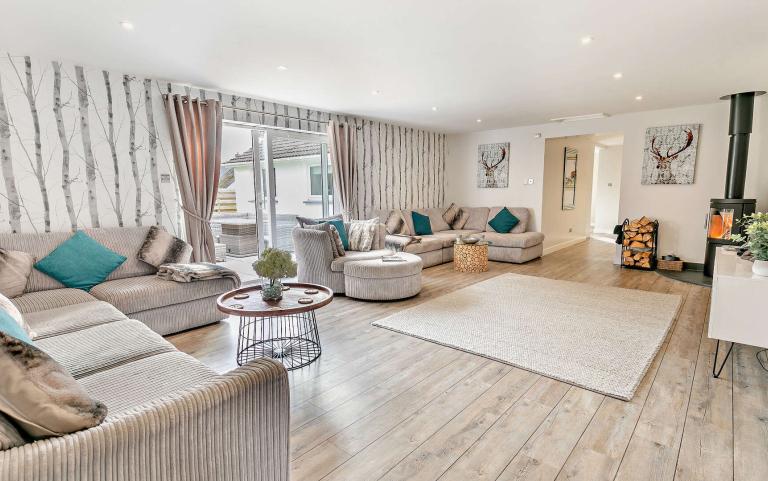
703 91 764 276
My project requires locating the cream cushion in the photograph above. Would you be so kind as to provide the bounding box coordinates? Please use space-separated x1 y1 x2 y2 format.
0 249 34 298
462 207 491 231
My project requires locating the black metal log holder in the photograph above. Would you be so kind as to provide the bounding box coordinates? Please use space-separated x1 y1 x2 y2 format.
620 218 659 271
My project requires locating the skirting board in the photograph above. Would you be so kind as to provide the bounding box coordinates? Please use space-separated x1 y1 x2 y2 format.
543 236 588 256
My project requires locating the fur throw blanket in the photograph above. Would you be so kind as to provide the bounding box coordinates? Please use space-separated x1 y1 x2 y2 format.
384 234 422 252
157 262 241 287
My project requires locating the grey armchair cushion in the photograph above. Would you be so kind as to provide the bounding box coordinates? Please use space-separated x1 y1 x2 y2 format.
303 223 345 258
487 206 529 234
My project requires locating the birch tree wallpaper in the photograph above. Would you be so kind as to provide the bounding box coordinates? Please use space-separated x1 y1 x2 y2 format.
0 54 179 235
0 51 447 236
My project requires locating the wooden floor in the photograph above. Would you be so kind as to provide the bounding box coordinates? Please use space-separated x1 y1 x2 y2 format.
168 240 768 481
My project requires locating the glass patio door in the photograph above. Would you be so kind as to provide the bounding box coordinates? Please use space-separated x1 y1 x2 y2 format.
214 123 266 258
258 128 331 252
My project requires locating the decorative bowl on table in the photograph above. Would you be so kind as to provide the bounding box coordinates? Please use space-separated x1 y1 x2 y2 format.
460 234 482 244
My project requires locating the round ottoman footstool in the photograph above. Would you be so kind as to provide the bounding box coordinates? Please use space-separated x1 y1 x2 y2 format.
343 252 423 300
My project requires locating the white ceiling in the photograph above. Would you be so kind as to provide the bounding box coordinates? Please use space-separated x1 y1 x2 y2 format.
3 0 767 133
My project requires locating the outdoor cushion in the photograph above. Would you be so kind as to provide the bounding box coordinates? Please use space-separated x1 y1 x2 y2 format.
487 206 529 234
412 211 433 235
34 231 127 291
330 249 392 272
23 301 128 340
90 275 236 314
34 319 175 379
488 207 520 233
482 231 545 249
11 288 98 314
79 351 217 418
461 207 491 231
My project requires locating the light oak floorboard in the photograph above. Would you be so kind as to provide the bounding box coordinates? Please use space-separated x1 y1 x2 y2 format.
166 240 763 481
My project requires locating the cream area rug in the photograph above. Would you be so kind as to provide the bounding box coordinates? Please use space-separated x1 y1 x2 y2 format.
372 273 682 400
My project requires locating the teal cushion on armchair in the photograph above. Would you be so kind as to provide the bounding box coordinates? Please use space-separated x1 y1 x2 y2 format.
411 211 433 235
488 207 520 233
326 219 349 250
34 231 127 291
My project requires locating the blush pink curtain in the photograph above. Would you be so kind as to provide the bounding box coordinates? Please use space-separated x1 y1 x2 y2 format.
327 121 357 220
162 95 222 262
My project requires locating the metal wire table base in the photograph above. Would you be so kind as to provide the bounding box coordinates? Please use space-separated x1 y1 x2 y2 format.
236 311 322 370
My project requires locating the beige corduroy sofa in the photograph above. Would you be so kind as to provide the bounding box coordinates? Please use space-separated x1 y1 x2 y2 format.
375 206 544 267
0 227 290 480
0 227 235 335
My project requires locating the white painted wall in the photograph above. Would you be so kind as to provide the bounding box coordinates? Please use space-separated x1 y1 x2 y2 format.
541 136 597 249
591 145 623 234
446 99 768 263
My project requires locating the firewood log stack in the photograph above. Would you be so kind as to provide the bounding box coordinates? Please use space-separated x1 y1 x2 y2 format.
622 216 655 269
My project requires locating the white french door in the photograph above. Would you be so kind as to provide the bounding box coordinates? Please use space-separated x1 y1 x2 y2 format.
215 122 331 257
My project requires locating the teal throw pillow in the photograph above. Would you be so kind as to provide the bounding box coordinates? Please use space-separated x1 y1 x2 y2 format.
0 309 32 344
326 219 349 250
488 207 520 233
412 211 433 235
34 231 127 292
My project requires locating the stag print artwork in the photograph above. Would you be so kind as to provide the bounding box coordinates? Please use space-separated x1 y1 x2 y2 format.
477 142 509 188
641 124 700 185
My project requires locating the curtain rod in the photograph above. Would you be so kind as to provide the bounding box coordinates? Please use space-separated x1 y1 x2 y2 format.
164 94 332 125
164 94 362 129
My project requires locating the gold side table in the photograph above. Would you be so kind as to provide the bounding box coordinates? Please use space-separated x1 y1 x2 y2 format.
454 242 489 273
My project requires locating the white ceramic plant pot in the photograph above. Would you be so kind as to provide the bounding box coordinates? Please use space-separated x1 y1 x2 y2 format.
752 259 768 277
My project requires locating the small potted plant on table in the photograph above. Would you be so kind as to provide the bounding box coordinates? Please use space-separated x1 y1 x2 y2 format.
732 212 768 276
252 247 297 301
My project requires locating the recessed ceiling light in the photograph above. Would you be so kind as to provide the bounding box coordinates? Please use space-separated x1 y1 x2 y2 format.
612 72 623 79
580 36 593 45
120 21 134 31
431 106 438 112
476 119 482 123
635 95 643 101
371 90 382 96
276 65 288 71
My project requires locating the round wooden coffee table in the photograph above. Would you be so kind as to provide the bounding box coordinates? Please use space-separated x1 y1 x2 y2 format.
454 242 489 273
217 282 333 370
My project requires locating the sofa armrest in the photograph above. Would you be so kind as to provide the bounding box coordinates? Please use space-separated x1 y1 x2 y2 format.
292 227 335 282
0 359 290 481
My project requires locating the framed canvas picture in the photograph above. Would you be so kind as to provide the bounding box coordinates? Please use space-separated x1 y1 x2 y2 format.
641 124 700 185
562 147 578 210
477 142 510 188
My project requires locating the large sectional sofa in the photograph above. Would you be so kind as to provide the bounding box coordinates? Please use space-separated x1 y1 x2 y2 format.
375 206 545 267
292 206 543 296
0 227 290 481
